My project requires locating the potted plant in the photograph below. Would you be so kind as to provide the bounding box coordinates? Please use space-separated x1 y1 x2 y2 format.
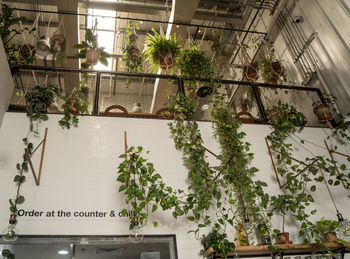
267 101 307 129
179 45 212 78
122 21 143 74
259 39 287 84
312 93 336 123
144 28 180 72
311 218 341 242
201 229 235 259
242 60 259 81
24 85 59 122
0 4 36 64
74 28 110 69
269 195 293 244
58 86 89 129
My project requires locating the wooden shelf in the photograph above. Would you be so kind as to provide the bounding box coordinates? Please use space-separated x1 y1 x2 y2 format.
204 242 350 258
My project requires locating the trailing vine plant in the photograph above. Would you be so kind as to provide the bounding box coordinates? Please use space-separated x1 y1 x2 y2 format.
265 100 350 253
117 78 270 258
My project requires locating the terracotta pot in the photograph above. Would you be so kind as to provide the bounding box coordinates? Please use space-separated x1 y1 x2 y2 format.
277 232 290 244
159 49 173 70
324 232 337 242
313 103 332 123
86 48 100 66
272 61 284 76
242 65 258 81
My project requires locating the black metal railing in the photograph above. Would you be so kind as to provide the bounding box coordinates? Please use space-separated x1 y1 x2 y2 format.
9 65 327 127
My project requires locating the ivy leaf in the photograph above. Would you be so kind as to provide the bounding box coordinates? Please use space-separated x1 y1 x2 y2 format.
187 216 195 221
153 221 158 228
119 185 126 192
310 185 316 192
16 163 20 170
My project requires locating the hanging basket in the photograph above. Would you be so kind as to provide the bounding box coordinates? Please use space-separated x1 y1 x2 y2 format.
128 46 140 61
159 49 173 70
129 33 138 43
86 48 100 66
272 61 284 76
313 103 333 123
36 36 51 58
242 65 258 81
19 44 36 62
50 33 65 52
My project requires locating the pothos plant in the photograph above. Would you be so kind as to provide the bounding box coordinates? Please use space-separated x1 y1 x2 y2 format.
3 85 87 257
0 3 36 64
144 29 180 72
117 80 270 258
201 229 235 259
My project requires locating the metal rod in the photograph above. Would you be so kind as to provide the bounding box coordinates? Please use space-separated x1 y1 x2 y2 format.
251 84 267 122
12 8 267 35
93 72 101 115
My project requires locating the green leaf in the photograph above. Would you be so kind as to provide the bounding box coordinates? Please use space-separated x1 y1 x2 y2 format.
310 185 316 192
119 185 126 192
152 204 158 212
2 249 11 256
187 216 195 221
121 209 128 216
153 221 158 227
16 163 20 170
16 195 25 204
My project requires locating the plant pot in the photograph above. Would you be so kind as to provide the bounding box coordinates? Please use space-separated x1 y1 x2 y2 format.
128 46 140 61
159 49 173 70
324 232 337 242
277 232 290 244
256 223 272 245
196 86 213 98
86 48 100 66
242 65 258 81
272 61 284 76
205 247 215 256
313 103 332 123
19 44 36 61
36 36 51 57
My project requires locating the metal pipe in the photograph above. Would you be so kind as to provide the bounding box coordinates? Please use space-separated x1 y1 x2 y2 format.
12 7 267 36
93 72 101 115
297 1 350 99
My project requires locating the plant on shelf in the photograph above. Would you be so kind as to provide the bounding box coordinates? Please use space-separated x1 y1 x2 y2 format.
269 194 294 244
144 28 180 72
122 21 143 75
74 28 110 69
0 3 36 64
201 229 235 259
259 39 287 84
311 218 342 243
58 86 89 129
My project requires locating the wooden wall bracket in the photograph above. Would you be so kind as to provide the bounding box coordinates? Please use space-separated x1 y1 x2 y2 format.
25 128 48 186
265 137 317 189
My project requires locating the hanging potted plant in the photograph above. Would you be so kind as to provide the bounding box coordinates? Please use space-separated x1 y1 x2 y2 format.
259 39 287 84
267 101 307 129
122 21 143 74
58 86 89 129
269 195 293 244
74 28 110 69
312 93 336 123
0 4 36 64
144 28 180 72
242 60 259 81
24 85 59 121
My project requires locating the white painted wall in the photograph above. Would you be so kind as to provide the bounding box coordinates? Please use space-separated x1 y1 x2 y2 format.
0 40 15 127
0 113 349 258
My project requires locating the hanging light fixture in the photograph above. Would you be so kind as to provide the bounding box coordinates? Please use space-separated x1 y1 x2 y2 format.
2 214 18 242
36 36 51 58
